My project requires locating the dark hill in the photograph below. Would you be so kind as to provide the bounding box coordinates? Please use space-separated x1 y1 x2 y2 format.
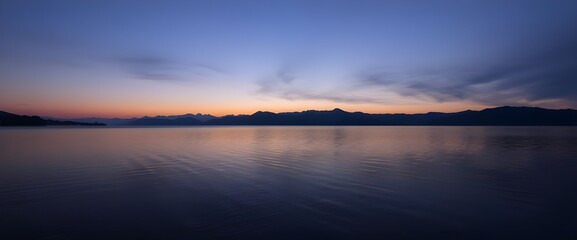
4 106 577 126
129 117 202 125
0 111 46 126
429 106 577 125
205 107 577 126
0 110 106 126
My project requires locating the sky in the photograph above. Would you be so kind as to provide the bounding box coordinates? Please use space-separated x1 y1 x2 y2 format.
1 0 577 118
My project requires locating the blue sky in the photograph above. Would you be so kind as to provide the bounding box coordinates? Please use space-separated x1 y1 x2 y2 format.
1 0 576 117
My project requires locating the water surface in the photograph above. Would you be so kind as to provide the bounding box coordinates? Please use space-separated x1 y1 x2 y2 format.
1 126 576 239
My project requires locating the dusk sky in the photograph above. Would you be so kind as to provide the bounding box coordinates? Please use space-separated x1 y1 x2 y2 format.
1 0 577 118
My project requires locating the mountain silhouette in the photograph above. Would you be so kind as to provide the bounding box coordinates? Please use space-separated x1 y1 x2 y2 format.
43 117 135 126
204 107 577 126
4 106 577 126
129 117 202 125
144 113 216 122
46 113 216 125
0 110 46 126
0 110 106 126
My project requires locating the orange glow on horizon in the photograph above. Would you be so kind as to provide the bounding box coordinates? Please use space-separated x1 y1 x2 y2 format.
2 100 491 119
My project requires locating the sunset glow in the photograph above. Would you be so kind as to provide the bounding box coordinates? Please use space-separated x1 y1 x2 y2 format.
1 1 576 118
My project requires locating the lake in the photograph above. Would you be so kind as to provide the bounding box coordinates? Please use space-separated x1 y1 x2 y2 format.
1 126 576 239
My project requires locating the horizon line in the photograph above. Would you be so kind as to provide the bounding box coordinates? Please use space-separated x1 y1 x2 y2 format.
4 105 576 120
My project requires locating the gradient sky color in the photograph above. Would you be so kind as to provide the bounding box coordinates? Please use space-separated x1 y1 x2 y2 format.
1 0 577 118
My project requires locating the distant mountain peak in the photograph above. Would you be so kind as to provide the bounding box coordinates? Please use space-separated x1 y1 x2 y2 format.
0 110 105 126
203 106 577 126
138 112 216 122
4 106 577 126
252 111 276 116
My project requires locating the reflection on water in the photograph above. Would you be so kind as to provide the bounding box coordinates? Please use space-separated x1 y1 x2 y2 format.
0 126 576 239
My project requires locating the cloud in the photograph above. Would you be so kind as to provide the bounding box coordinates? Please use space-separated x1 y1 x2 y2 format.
357 31 577 107
255 55 389 104
115 55 225 82
276 68 296 84
257 69 385 104
116 55 176 80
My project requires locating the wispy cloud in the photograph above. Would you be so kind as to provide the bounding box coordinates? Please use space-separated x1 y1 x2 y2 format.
115 55 225 82
257 67 385 104
356 32 577 107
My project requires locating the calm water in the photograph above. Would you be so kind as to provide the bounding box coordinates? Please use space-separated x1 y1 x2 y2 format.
1 126 576 239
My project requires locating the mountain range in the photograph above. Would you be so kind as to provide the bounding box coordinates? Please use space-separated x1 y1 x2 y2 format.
3 106 577 126
43 113 216 126
203 107 577 126
0 110 106 126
